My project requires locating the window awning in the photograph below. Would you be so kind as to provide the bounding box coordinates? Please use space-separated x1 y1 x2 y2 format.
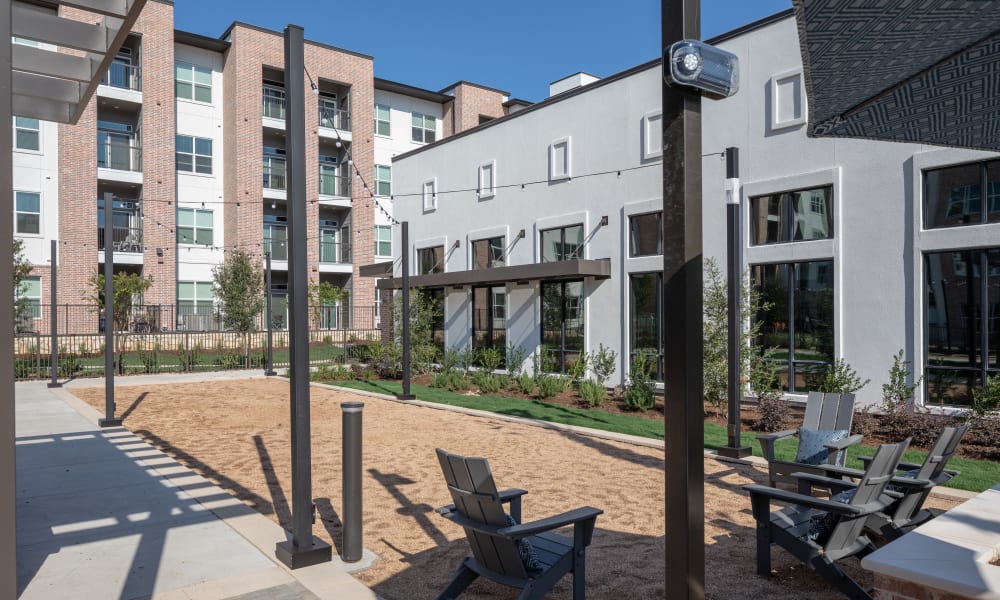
793 0 1000 151
368 258 612 290
11 0 148 124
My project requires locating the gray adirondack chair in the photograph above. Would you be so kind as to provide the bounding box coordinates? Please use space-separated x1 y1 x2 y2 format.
757 391 863 487
435 448 603 600
744 438 910 600
811 424 968 542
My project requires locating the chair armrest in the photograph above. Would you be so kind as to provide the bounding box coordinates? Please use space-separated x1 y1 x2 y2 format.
793 472 860 496
895 461 923 471
858 455 874 469
499 506 604 540
757 429 799 462
808 463 866 480
499 488 528 523
825 433 863 452
744 484 865 523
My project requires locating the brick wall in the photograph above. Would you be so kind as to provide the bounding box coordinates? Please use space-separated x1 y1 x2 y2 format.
452 83 506 134
874 574 975 600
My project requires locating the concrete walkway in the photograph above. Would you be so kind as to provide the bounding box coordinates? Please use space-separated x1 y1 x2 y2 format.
15 378 377 600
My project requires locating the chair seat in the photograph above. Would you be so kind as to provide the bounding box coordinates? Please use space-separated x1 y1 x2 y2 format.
467 531 574 586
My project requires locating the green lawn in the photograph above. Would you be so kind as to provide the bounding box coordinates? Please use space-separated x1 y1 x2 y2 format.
330 379 1000 493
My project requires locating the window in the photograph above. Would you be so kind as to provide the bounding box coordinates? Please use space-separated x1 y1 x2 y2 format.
630 272 663 381
629 212 662 256
478 161 496 198
176 135 212 174
264 217 288 261
422 179 437 211
19 277 41 318
15 191 40 235
418 246 444 275
749 186 833 245
541 280 585 374
472 286 506 361
642 111 662 160
375 164 391 196
14 117 39 151
925 248 1000 406
411 113 436 143
752 260 835 392
924 159 1000 228
540 224 584 262
472 236 505 269
175 62 212 103
12 37 40 47
178 281 214 317
177 208 213 245
549 137 571 180
374 104 391 136
770 70 806 129
425 288 445 354
375 225 392 257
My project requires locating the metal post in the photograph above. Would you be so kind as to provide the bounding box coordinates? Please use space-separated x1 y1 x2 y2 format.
341 401 364 562
48 240 61 388
397 222 415 400
719 147 750 458
662 0 704 597
264 251 276 376
274 24 331 570
1 6 19 595
99 192 121 427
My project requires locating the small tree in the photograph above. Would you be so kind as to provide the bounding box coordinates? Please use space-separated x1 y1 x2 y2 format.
13 239 33 332
308 280 348 329
212 249 264 332
87 270 153 373
816 358 870 394
392 289 440 375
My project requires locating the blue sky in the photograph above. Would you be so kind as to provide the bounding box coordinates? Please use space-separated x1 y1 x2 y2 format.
173 0 792 102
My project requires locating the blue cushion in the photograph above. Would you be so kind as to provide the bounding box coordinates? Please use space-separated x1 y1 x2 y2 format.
807 489 855 543
794 427 850 465
505 513 543 574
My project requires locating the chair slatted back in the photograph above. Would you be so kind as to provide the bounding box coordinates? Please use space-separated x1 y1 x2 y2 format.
436 448 527 579
801 392 856 466
894 425 969 520
826 439 910 551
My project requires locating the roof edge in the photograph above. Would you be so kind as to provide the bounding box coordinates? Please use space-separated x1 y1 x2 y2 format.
218 21 374 61
438 80 511 97
175 29 230 53
375 77 452 103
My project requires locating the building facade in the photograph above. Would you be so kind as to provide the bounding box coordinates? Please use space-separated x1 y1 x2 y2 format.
12 0 512 335
391 11 999 408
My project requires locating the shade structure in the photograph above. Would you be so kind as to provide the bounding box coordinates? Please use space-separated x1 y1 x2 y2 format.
793 0 1000 151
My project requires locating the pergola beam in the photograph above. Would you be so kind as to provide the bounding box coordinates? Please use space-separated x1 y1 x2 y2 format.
11 93 73 122
58 0 130 18
12 4 119 54
13 44 100 83
13 70 83 104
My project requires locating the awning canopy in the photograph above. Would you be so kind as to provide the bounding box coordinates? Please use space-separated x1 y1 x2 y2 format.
371 258 612 290
793 0 1000 151
11 0 148 124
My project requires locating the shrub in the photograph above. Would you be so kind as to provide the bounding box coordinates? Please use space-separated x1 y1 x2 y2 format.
578 378 606 407
136 344 159 374
566 351 590 387
506 344 527 379
517 374 535 395
179 343 202 372
623 353 656 412
323 334 333 345
880 350 924 439
816 358 870 394
590 344 617 388
477 374 502 395
478 347 504 373
440 348 461 374
458 346 476 374
972 372 1000 416
750 353 790 432
537 375 565 399
434 370 471 392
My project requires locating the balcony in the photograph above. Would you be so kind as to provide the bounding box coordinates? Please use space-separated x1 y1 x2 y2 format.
262 85 286 128
97 225 143 253
264 222 288 264
319 168 351 203
318 96 351 142
263 154 286 191
97 135 142 185
320 239 352 274
101 62 142 92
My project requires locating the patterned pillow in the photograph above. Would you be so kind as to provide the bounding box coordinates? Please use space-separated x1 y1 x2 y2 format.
807 489 855 543
505 513 543 574
794 427 850 465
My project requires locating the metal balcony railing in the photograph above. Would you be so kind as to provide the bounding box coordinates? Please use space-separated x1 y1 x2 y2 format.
318 102 350 131
97 140 142 172
101 63 142 91
263 155 286 190
264 234 288 261
319 240 351 264
97 225 143 253
319 170 351 197
263 86 286 120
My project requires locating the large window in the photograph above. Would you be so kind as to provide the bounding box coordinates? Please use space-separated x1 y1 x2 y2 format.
541 280 585 374
752 260 835 392
925 248 1000 406
540 224 584 262
411 113 437 143
418 245 444 275
19 276 41 319
629 212 662 257
472 236 504 269
14 117 39 151
924 160 1000 228
375 164 391 196
630 272 663 381
749 186 833 245
175 62 212 103
472 286 506 361
178 281 214 316
15 191 40 235
374 104 391 136
176 135 212 174
177 208 213 245
375 225 391 257
263 217 288 261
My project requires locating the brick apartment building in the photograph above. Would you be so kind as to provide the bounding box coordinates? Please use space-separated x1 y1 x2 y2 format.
12 0 519 334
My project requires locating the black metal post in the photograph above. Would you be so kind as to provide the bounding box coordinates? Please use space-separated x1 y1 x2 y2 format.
99 192 122 427
719 147 750 458
274 24 331 570
264 251 276 376
47 240 61 388
663 0 705 597
341 401 364 562
397 222 415 400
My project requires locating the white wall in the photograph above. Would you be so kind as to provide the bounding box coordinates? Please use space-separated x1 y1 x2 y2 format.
12 118 59 266
174 44 226 284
